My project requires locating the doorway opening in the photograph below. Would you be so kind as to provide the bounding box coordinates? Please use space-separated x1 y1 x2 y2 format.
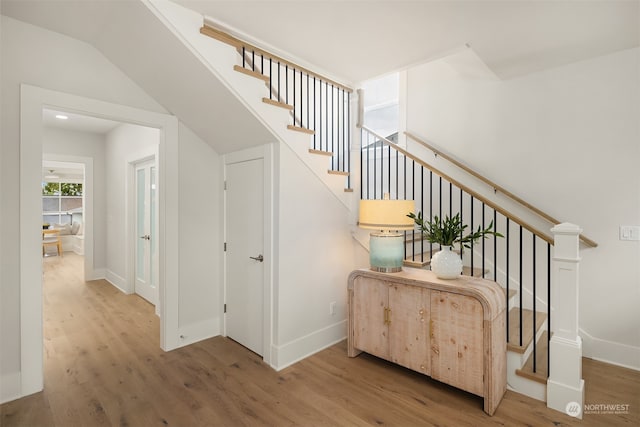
20 85 180 397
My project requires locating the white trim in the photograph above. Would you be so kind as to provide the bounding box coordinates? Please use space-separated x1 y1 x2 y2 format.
270 320 347 371
105 269 129 294
177 318 221 347
580 328 640 371
86 267 106 282
19 85 180 400
223 144 274 367
0 372 22 405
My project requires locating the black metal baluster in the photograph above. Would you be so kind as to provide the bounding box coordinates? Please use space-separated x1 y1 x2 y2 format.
360 128 364 199
285 65 289 105
373 132 377 199
459 190 463 259
277 61 281 103
412 160 415 260
325 83 328 155
449 182 453 217
533 235 537 373
366 130 370 199
347 92 351 187
269 58 273 100
506 217 510 342
319 80 323 151
482 203 486 278
547 242 551 377
420 166 424 263
242 46 246 68
387 143 391 196
429 171 433 259
470 195 474 276
519 225 523 347
293 67 296 126
252 50 255 71
494 210 497 282
313 77 316 149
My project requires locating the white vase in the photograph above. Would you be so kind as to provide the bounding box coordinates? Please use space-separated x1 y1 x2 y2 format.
430 245 463 279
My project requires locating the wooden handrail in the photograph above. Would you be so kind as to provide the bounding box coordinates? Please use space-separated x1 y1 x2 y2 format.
362 127 554 245
200 24 353 93
404 131 598 248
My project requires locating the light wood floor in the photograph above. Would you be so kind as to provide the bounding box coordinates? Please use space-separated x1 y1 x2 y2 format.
1 253 638 426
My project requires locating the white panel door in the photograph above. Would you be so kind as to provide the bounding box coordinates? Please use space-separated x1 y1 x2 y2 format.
134 159 158 305
225 158 264 356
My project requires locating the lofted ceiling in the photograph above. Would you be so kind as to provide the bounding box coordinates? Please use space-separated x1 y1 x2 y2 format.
2 0 638 154
174 0 639 83
1 0 276 154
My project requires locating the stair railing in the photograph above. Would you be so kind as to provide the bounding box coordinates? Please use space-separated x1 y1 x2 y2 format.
201 25 352 184
361 126 551 378
405 131 598 248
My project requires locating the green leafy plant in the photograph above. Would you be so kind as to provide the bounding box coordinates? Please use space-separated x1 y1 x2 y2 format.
407 212 503 250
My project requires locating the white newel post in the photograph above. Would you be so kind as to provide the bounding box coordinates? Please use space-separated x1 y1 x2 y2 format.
547 223 585 418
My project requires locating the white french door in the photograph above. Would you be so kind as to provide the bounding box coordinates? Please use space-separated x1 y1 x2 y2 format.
134 159 158 305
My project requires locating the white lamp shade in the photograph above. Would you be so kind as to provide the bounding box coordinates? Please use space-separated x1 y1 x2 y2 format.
358 199 415 231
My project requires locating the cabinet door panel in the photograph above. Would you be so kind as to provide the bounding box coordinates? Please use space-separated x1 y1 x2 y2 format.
352 277 389 359
388 285 430 375
430 290 484 396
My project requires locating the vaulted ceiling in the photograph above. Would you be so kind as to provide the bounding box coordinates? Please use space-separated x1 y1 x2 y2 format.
2 0 638 148
175 0 639 83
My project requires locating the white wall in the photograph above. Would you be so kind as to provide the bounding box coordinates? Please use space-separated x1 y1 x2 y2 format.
104 123 159 288
42 127 107 271
405 47 640 368
273 142 361 369
176 122 222 342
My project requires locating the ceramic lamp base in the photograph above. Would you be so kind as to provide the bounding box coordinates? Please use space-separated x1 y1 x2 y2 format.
369 232 404 273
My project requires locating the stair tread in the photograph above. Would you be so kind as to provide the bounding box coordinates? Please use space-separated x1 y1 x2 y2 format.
328 169 349 176
233 65 269 82
344 188 354 193
262 97 293 110
507 288 517 300
308 149 333 157
287 124 315 135
507 307 547 354
515 331 549 384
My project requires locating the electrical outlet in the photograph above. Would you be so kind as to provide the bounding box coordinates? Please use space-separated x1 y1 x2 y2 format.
620 225 640 241
329 301 337 316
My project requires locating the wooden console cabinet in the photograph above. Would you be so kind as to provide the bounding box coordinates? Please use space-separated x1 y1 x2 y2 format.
348 268 506 415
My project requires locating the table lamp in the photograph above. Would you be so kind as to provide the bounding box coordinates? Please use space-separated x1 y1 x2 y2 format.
359 197 415 272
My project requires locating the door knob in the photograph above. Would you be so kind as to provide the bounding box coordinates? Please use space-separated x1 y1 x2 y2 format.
249 254 264 262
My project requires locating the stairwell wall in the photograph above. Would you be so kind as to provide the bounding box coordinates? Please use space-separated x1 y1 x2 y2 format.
404 46 640 369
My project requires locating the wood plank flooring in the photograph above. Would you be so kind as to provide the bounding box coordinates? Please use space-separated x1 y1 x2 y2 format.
1 253 638 426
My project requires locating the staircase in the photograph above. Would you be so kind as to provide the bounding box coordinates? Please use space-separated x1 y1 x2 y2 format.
147 0 588 415
360 126 592 410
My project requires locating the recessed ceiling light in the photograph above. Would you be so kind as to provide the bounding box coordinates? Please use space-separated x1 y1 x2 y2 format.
55 114 68 120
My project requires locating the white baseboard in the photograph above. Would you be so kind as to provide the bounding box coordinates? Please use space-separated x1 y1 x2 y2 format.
104 269 130 294
176 317 221 348
580 329 640 371
86 267 106 282
270 320 347 371
0 372 22 404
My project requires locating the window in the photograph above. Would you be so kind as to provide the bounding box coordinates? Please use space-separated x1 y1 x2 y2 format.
42 181 83 226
